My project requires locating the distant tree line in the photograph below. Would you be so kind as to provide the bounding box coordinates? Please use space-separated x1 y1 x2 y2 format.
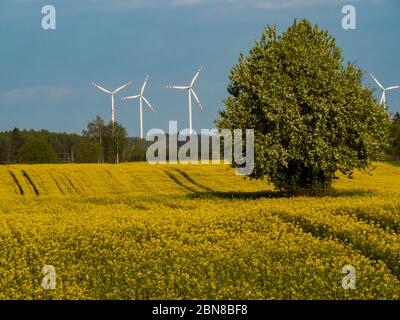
0 112 399 165
0 116 152 164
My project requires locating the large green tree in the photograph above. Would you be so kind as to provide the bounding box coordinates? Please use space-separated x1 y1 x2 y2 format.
216 20 391 193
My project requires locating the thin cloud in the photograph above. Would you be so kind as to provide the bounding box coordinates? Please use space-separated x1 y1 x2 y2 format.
257 0 350 9
0 85 77 103
172 0 205 6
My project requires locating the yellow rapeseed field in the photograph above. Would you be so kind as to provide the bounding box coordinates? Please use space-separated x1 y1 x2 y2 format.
0 162 399 299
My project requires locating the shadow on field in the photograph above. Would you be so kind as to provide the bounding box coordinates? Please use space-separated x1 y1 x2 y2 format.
164 168 374 200
190 190 289 200
188 188 374 200
389 161 400 167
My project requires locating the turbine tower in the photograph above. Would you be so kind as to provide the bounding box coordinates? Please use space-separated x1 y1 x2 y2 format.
92 81 132 123
121 76 155 139
370 74 400 107
165 66 204 134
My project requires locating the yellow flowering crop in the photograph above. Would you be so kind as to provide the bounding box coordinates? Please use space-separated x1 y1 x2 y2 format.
0 162 399 299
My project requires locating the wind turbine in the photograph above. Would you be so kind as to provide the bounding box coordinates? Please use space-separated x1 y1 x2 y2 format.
92 81 132 123
165 66 204 134
370 73 400 107
121 76 155 139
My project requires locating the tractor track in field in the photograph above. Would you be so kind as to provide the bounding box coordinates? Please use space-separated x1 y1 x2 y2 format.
272 211 400 282
48 170 65 195
62 173 80 194
172 168 213 192
21 170 40 196
104 169 125 193
165 168 214 194
329 206 400 235
164 170 199 193
8 170 24 195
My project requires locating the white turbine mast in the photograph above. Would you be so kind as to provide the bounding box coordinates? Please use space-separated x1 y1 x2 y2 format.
370 73 400 107
121 76 155 139
165 66 204 134
92 81 132 123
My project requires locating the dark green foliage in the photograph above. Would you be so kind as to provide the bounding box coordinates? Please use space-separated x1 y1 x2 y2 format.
102 121 127 164
78 116 128 164
0 115 146 164
389 112 400 159
80 115 105 163
216 19 391 193
18 138 59 164
393 112 400 125
10 128 24 161
125 137 152 162
75 138 103 163
0 134 11 164
0 129 80 164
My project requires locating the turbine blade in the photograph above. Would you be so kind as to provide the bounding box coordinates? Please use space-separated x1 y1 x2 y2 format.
142 96 155 112
386 86 400 91
191 89 203 110
92 82 112 94
370 73 385 90
141 76 149 95
121 95 140 100
380 91 385 105
190 66 203 87
114 81 133 94
165 85 190 90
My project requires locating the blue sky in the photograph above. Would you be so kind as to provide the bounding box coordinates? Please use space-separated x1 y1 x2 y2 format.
0 0 399 136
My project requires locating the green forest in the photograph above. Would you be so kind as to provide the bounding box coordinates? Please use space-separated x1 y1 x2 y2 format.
0 116 151 164
0 112 399 165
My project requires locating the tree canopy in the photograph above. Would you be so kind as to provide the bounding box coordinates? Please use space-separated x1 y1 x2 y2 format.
216 19 391 193
18 137 59 164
